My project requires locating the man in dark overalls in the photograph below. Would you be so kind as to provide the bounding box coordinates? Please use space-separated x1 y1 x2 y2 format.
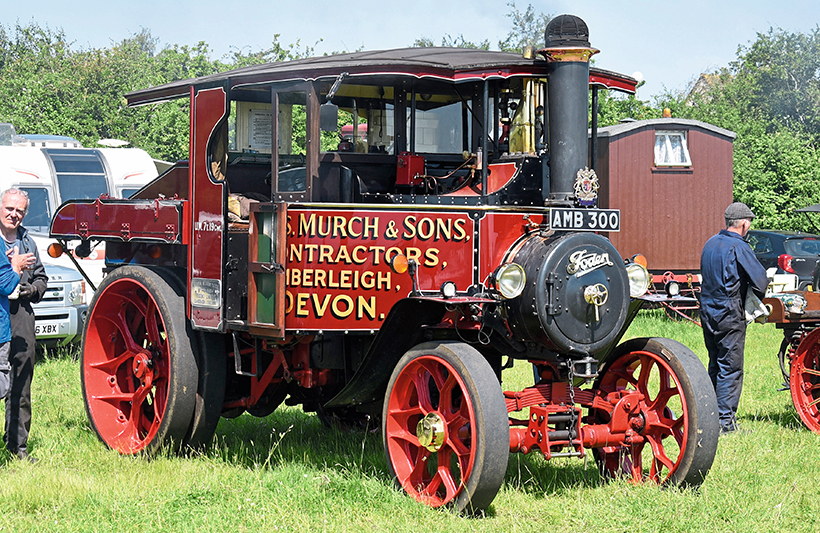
700 202 768 435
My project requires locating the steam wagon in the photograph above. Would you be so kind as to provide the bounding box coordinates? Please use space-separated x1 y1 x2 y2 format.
49 15 719 512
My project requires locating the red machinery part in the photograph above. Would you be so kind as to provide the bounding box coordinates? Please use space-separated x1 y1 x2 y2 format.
382 342 508 513
779 253 796 274
396 152 425 186
82 267 198 454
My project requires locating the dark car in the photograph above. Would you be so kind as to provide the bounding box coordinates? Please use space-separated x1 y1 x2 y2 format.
747 230 820 290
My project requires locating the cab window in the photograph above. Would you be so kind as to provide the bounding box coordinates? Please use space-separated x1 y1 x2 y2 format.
320 83 395 155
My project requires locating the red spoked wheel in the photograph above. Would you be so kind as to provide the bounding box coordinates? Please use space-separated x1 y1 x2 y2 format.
593 337 719 487
382 342 508 514
789 328 820 433
82 267 198 455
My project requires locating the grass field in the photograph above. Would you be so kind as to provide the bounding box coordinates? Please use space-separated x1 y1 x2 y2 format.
1 310 818 532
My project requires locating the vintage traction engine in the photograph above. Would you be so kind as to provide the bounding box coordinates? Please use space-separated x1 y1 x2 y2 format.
50 16 719 512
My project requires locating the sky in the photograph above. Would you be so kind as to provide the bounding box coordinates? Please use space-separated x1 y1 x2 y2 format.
3 0 819 99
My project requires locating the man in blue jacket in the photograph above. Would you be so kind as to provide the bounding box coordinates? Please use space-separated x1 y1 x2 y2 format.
0 188 45 463
700 202 769 435
0 193 36 400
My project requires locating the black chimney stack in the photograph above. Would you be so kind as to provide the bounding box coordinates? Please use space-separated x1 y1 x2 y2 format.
539 15 598 204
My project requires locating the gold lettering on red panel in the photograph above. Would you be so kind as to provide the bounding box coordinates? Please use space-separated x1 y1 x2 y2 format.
285 210 473 330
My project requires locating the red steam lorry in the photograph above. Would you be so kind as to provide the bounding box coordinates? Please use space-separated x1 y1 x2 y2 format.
49 16 719 512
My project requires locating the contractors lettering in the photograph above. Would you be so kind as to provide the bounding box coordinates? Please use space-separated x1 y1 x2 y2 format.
285 211 471 323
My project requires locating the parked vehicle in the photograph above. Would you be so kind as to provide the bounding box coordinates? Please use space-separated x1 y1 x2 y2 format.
34 263 88 348
49 15 719 513
764 290 820 434
747 229 820 291
0 123 159 290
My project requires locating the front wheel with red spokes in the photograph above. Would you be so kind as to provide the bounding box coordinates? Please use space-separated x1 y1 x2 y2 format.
82 266 198 455
790 328 820 433
382 341 509 514
593 337 719 487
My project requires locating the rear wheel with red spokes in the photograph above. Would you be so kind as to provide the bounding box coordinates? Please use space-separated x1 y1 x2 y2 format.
382 341 509 514
82 266 198 454
593 337 719 487
790 328 820 433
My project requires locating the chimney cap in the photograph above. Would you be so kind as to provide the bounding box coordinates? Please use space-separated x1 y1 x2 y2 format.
545 15 591 48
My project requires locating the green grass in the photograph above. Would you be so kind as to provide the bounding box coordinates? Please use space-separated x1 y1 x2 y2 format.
2 311 819 532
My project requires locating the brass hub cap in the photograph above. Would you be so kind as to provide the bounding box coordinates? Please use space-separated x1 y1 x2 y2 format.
416 412 446 452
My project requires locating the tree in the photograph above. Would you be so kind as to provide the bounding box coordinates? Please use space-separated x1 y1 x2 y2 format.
732 27 820 137
414 2 546 51
660 25 820 230
413 35 490 49
595 85 659 127
0 20 329 162
498 1 551 52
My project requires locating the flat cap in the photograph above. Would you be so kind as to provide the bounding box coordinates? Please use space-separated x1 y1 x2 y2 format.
725 202 755 220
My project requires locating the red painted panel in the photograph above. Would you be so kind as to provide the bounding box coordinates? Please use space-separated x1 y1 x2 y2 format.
442 162 520 197
50 199 184 242
284 208 474 331
189 86 228 329
478 212 541 282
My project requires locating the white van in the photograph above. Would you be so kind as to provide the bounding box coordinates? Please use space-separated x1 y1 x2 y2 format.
0 123 161 346
0 123 160 288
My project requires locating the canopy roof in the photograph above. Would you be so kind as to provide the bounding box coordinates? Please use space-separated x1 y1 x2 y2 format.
126 47 637 106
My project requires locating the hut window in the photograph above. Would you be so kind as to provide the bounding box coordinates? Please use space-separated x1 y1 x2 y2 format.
654 130 691 166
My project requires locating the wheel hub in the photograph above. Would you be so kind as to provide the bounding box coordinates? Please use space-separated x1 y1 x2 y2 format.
132 350 154 387
417 412 446 452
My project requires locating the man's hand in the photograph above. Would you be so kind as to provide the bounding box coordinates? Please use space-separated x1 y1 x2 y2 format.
9 246 35 274
17 282 34 300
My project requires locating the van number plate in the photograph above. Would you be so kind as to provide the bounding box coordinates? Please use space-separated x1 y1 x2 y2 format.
549 208 620 232
35 322 59 336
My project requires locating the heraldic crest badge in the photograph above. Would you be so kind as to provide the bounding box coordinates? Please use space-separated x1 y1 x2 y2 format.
574 167 599 207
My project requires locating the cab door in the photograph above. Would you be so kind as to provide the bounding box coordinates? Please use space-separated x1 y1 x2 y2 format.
247 83 319 336
271 84 319 202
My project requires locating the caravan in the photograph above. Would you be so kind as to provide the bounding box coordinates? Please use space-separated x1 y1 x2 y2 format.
0 123 160 345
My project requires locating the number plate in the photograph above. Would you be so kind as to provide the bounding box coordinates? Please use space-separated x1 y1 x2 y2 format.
549 208 620 232
35 322 59 336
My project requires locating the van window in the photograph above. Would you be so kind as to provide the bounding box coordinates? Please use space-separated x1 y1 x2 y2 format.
44 148 110 201
19 187 51 234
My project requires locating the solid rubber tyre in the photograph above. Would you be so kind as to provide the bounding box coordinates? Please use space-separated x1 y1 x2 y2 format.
146 269 227 451
593 337 719 487
184 330 227 449
81 266 198 455
382 341 509 514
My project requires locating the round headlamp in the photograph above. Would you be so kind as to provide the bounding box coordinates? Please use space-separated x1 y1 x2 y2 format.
626 262 651 297
665 280 681 297
440 281 457 299
493 263 526 300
